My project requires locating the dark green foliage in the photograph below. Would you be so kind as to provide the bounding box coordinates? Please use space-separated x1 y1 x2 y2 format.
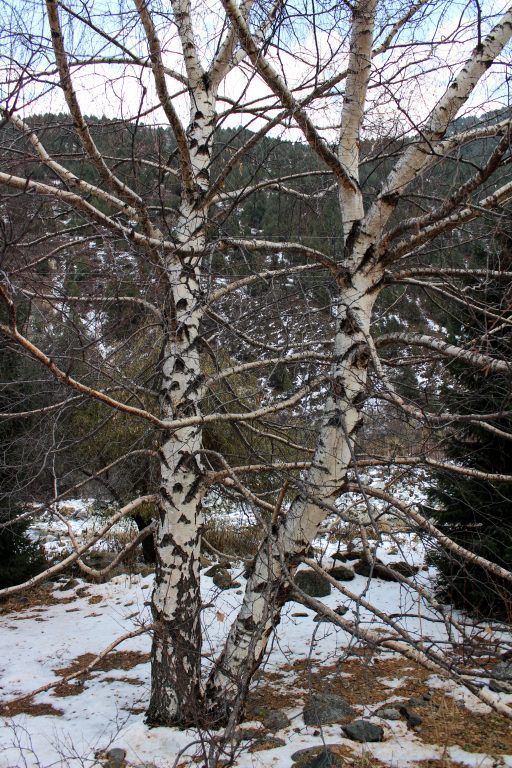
0 507 47 588
427 235 512 620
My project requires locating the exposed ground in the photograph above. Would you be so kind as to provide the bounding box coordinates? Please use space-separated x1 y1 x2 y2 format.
0 500 511 768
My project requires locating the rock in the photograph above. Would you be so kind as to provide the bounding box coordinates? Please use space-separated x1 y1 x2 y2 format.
84 551 117 570
303 693 355 725
59 578 79 591
328 565 355 581
295 569 331 598
388 561 420 578
211 568 235 590
374 706 401 721
291 746 344 768
262 709 290 732
105 748 126 768
408 695 429 707
248 736 286 752
489 659 512 693
234 726 264 741
399 705 422 727
340 550 365 561
353 559 397 581
204 563 231 577
331 551 349 562
343 720 384 743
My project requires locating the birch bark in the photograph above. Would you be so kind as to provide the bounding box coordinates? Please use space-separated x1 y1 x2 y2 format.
205 0 512 723
147 74 218 724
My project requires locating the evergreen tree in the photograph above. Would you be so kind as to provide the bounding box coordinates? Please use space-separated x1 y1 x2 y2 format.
427 235 512 620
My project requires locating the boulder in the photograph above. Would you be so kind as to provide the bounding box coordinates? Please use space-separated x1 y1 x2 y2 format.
331 551 349 562
262 709 290 732
489 659 512 693
353 558 397 581
295 569 331 597
398 705 422 727
388 561 420 578
212 568 235 590
343 720 384 743
248 736 286 752
104 748 127 768
291 747 344 768
374 706 401 721
328 565 355 581
303 693 355 725
204 563 231 577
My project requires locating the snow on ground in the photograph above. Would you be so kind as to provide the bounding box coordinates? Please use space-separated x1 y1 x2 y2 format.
1 502 511 768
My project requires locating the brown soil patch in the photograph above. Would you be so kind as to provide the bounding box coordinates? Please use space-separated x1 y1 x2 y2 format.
415 690 512 755
50 650 149 699
54 650 149 679
281 656 430 707
247 655 431 719
0 584 73 615
246 684 300 719
102 675 144 686
248 653 512 760
53 679 86 697
0 696 64 717
88 595 103 605
415 761 467 768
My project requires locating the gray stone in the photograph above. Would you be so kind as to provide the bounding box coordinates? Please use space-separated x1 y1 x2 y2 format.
374 706 401 721
59 578 79 591
408 696 428 707
204 563 231 577
399 705 422 726
328 565 355 581
262 709 290 732
388 561 420 578
211 568 234 590
295 569 331 598
248 736 286 752
291 746 344 768
331 551 349 562
105 748 126 768
343 720 384 743
489 659 512 693
303 693 355 725
353 559 397 581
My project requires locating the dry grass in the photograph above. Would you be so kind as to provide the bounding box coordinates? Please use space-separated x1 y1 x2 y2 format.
248 653 512 762
416 691 512 754
203 519 260 559
415 761 467 768
0 697 64 718
0 584 73 615
48 650 150 699
54 650 149 679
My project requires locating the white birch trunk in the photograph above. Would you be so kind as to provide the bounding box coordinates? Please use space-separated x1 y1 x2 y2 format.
205 0 381 723
147 84 217 726
206 261 383 720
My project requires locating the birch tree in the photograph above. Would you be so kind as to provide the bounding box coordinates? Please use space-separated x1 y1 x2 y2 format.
1 0 512 731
